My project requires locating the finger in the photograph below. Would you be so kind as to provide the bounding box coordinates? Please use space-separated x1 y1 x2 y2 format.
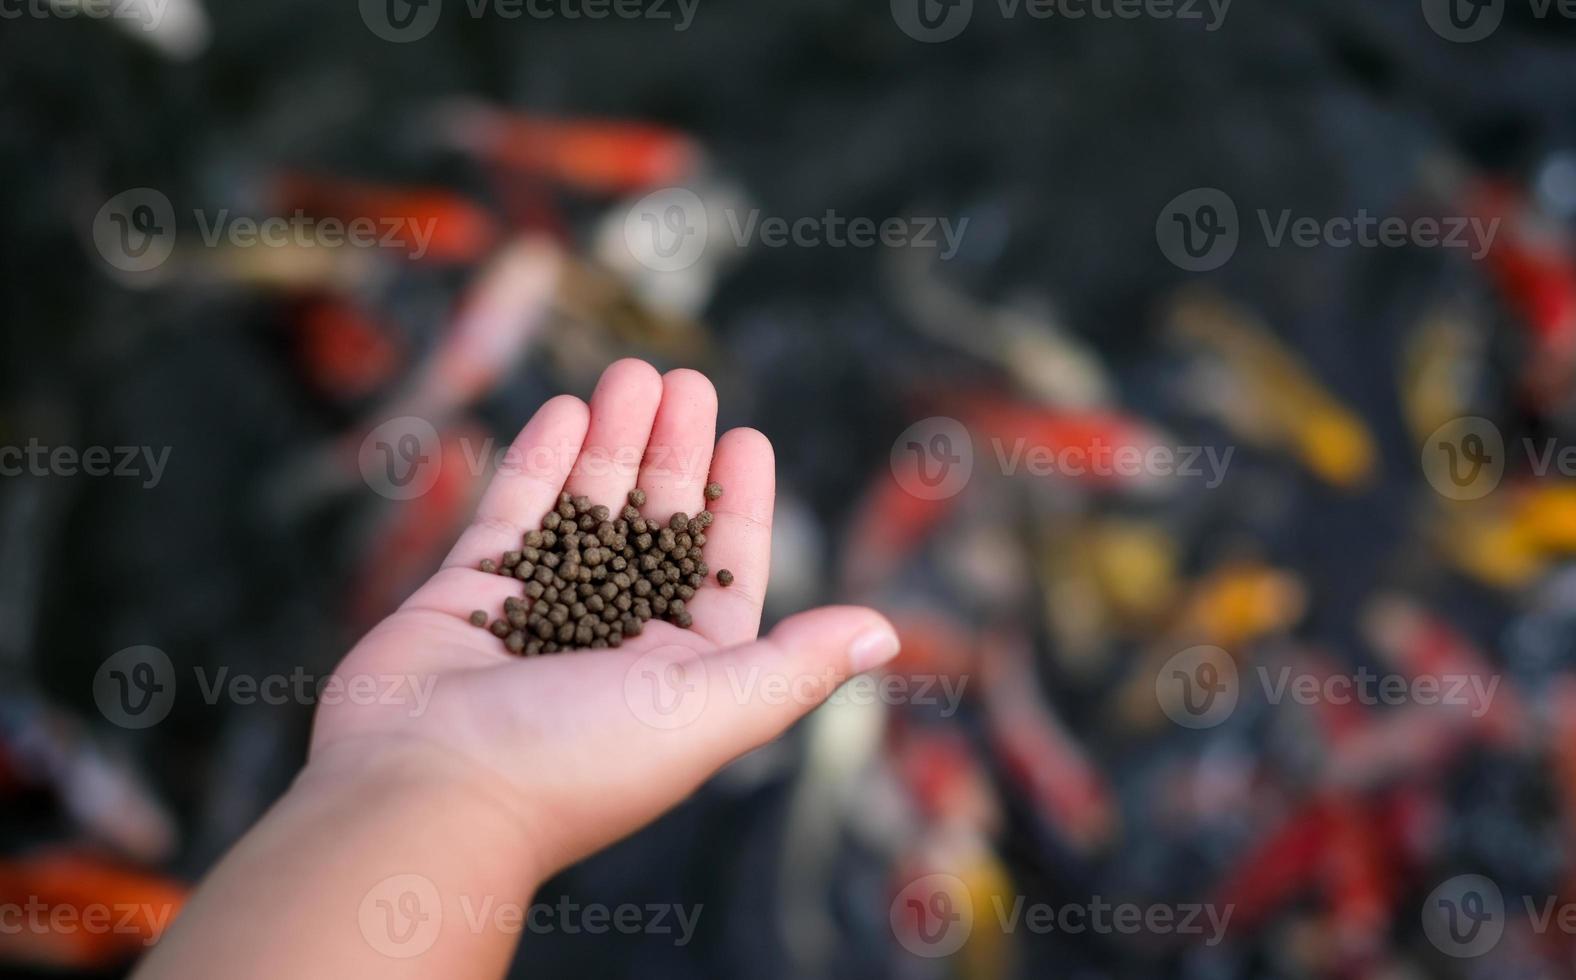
398 564 527 627
442 394 588 570
686 428 774 648
563 358 663 509
682 606 899 764
635 369 715 523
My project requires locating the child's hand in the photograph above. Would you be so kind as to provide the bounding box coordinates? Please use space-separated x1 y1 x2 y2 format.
308 360 899 880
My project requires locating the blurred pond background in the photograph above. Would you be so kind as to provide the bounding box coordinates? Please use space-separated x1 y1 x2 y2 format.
6 0 1576 976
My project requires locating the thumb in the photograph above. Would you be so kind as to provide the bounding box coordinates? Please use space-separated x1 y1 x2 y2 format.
689 605 900 762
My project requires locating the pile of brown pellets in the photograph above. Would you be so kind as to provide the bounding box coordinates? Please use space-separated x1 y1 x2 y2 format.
468 483 732 655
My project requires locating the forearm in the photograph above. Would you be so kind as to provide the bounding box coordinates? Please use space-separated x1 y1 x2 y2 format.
134 737 541 980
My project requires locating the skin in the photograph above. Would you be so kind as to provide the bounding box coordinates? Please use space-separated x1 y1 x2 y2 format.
133 360 900 979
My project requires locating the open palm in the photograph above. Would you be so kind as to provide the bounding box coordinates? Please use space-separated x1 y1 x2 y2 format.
309 359 897 876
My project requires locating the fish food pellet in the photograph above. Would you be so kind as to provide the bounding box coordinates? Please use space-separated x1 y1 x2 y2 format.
469 484 725 654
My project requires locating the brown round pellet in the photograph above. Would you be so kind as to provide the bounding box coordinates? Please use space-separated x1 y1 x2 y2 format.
717 569 734 586
472 479 726 652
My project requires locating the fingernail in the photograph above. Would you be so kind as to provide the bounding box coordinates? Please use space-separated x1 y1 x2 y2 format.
848 627 901 674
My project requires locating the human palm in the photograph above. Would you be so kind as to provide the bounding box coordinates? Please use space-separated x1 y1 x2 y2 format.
308 360 897 876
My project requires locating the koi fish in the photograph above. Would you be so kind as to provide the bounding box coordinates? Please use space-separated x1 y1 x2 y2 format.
273 174 499 264
888 249 1114 409
1168 288 1376 488
265 238 560 518
290 296 404 399
0 851 186 969
1464 180 1576 411
981 637 1114 852
347 425 489 627
434 103 701 195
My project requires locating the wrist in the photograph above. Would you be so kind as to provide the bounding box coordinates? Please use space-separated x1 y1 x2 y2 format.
295 735 548 894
